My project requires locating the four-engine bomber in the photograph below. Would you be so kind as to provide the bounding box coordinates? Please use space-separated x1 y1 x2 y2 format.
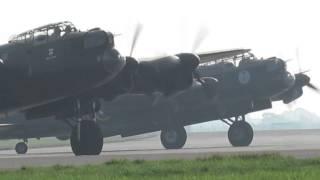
0 21 200 155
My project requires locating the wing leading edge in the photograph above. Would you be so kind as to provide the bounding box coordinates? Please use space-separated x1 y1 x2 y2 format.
197 48 251 64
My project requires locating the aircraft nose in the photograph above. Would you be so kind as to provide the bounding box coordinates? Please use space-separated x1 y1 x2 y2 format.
100 49 126 78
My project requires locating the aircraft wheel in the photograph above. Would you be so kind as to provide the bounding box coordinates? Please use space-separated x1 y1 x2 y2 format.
15 142 28 154
228 121 253 147
70 120 103 156
161 126 187 149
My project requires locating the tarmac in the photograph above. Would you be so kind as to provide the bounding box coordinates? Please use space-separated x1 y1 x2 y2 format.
0 129 320 169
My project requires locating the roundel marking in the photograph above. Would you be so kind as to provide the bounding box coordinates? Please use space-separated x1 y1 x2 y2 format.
238 70 251 84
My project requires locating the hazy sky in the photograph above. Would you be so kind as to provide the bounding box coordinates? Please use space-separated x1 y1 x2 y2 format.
1 0 319 116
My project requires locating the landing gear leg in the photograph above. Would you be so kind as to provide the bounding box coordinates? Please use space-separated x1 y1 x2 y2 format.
15 139 28 154
160 126 187 149
70 100 103 156
221 115 253 147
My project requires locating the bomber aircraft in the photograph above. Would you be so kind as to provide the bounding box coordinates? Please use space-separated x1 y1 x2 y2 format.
0 21 201 155
1 49 318 154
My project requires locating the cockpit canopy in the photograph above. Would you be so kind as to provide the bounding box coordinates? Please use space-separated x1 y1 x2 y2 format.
9 21 78 43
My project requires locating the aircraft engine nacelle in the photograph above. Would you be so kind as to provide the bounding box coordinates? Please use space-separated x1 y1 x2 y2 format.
281 87 303 104
94 56 139 101
275 73 310 104
134 53 199 95
95 53 199 101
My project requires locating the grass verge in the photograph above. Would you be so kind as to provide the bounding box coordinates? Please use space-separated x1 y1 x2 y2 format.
1 154 320 180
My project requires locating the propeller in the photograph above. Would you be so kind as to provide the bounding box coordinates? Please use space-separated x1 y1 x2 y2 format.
283 71 320 107
296 73 319 92
296 48 302 73
306 82 320 93
110 23 143 97
129 23 143 57
293 48 320 94
189 26 212 89
191 26 209 53
279 48 319 106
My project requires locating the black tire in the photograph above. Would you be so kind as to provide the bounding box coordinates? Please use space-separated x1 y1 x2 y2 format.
160 127 187 149
228 121 253 147
70 120 103 156
15 142 28 154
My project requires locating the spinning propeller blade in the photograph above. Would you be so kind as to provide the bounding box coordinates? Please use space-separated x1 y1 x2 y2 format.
296 48 302 73
191 27 209 53
307 83 320 93
293 48 319 94
189 26 218 96
129 23 143 57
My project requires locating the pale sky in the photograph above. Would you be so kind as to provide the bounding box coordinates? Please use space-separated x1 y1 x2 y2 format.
1 0 319 116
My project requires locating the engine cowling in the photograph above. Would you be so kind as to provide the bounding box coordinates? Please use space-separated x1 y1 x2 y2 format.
276 73 309 104
94 56 139 101
133 53 199 95
281 87 303 104
94 53 199 101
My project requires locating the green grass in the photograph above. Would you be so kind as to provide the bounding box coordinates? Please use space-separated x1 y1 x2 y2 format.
2 154 320 179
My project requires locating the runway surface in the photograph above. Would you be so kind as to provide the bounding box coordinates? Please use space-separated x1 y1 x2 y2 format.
0 129 320 169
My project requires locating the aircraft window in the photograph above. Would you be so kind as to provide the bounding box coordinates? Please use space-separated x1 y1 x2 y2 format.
65 25 72 34
48 29 55 36
33 31 48 45
9 21 78 43
52 27 62 38
35 35 47 41
34 31 47 39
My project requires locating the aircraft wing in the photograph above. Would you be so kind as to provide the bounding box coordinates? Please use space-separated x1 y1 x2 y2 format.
197 48 251 64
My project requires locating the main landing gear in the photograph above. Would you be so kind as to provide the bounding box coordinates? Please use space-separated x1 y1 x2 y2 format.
69 100 103 156
15 139 28 154
160 126 187 149
221 115 253 147
70 120 103 155
159 115 253 149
